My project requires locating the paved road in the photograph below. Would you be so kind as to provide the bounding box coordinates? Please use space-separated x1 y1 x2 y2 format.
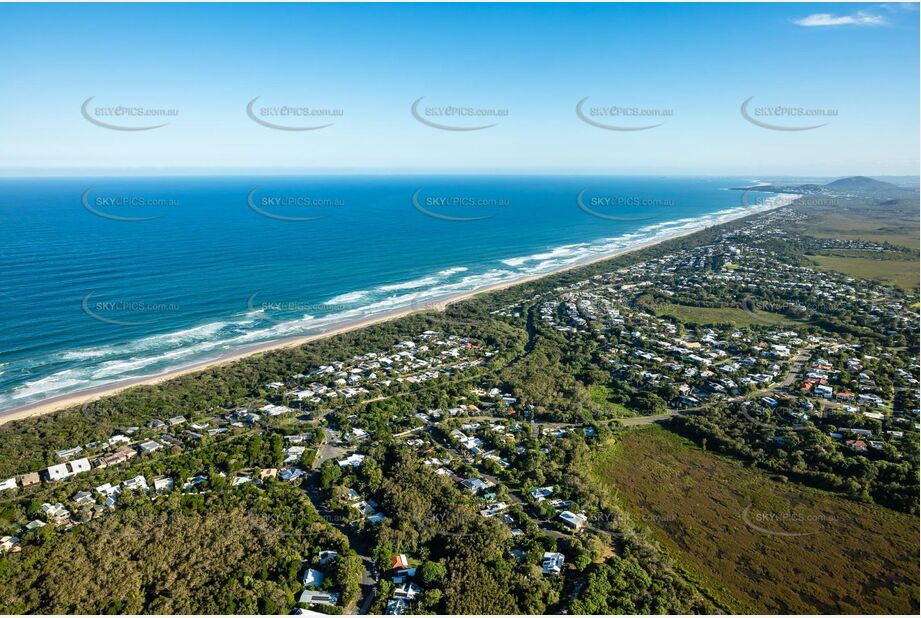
618 411 677 426
304 476 377 614
737 346 814 401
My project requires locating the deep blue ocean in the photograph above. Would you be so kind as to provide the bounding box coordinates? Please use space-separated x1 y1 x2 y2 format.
0 176 783 411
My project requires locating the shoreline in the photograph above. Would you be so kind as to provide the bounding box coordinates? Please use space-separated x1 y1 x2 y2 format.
0 196 795 426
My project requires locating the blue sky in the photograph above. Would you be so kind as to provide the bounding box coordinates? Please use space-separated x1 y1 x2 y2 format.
0 2 917 176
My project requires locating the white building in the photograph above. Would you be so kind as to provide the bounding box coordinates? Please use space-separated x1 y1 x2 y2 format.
542 552 565 575
45 458 91 481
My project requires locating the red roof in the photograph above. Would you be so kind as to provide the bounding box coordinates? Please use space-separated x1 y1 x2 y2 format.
390 554 409 570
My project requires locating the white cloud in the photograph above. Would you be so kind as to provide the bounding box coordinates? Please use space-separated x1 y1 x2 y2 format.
881 3 919 12
793 11 887 27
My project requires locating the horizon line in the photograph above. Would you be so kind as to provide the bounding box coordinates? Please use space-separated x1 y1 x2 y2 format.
1 169 918 181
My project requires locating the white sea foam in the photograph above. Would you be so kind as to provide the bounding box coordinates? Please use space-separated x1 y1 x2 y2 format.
1 193 800 411
376 276 441 292
325 290 370 305
8 369 85 400
438 266 468 276
60 348 117 361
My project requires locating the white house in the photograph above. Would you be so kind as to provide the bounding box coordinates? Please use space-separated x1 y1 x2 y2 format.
559 510 589 531
0 536 20 553
542 552 565 575
392 582 422 600
814 385 833 399
153 477 174 492
337 453 366 468
96 483 121 498
122 475 149 492
45 458 91 481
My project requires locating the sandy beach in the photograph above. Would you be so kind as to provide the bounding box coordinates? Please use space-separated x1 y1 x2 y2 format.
0 195 795 426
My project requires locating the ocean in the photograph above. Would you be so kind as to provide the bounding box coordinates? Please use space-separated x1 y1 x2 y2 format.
0 176 787 412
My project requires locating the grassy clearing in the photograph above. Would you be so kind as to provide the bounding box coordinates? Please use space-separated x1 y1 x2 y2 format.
588 425 919 614
653 303 800 327
586 384 635 417
809 255 920 291
799 212 920 250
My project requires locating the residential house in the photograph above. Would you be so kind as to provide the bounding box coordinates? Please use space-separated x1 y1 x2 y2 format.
96 483 121 498
56 446 84 460
336 453 366 468
460 478 488 494
41 503 71 525
137 440 162 454
392 582 422 601
122 475 149 492
317 550 338 565
279 468 304 482
559 510 589 531
96 446 137 468
71 490 95 507
846 440 868 453
0 536 20 553
298 591 339 607
480 502 508 518
45 458 91 481
541 552 565 575
390 554 410 570
153 476 174 492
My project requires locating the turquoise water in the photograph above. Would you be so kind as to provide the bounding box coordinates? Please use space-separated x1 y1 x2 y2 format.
0 176 779 410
